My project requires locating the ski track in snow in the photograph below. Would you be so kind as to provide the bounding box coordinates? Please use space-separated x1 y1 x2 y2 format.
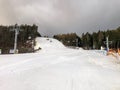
0 37 120 90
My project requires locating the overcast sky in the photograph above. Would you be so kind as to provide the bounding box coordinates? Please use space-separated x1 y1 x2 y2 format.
0 0 120 36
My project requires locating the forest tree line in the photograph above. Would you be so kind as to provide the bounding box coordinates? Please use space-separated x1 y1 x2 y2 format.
53 33 81 47
53 27 120 50
0 24 41 54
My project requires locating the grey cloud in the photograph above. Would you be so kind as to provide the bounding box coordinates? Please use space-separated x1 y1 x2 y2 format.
0 0 120 36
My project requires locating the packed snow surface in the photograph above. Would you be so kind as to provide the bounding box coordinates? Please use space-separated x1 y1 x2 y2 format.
0 37 120 90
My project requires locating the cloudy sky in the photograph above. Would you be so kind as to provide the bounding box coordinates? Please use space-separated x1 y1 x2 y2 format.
0 0 120 36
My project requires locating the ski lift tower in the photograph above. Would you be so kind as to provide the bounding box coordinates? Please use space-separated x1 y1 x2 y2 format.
10 24 22 54
106 36 109 51
104 36 112 52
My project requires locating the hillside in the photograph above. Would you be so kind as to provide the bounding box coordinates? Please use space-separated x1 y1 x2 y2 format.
0 37 120 90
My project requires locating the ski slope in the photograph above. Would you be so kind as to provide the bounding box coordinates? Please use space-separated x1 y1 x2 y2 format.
0 37 120 90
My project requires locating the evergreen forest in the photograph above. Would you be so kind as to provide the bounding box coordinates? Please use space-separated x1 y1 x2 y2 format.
0 24 41 54
53 27 120 50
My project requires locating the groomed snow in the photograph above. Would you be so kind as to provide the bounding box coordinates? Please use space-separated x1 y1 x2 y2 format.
0 37 120 90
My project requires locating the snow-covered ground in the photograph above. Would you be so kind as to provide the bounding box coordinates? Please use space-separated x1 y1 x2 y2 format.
0 37 120 90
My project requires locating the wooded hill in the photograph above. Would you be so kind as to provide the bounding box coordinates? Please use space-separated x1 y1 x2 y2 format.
53 27 120 50
53 33 81 47
0 24 41 54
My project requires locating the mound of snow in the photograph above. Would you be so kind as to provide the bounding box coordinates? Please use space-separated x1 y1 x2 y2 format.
79 47 84 50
